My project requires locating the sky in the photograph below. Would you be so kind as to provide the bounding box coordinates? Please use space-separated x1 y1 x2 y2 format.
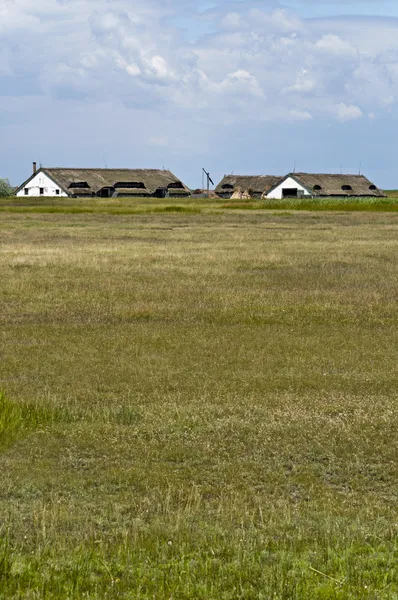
2 0 398 188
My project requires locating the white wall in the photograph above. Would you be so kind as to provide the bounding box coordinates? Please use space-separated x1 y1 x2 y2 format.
16 172 68 197
265 176 311 200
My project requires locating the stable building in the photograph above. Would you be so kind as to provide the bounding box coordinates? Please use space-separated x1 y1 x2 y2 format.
264 173 385 199
215 175 282 199
16 164 191 198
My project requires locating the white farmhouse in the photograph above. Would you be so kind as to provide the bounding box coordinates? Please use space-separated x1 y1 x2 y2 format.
16 163 191 198
264 173 385 199
16 163 67 197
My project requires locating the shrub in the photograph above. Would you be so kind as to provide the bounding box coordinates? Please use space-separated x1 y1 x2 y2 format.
0 178 13 198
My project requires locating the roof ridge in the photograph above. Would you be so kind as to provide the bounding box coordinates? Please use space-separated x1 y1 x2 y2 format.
44 167 171 172
293 172 365 177
224 174 281 177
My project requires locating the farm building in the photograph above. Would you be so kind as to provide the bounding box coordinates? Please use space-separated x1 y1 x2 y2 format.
215 175 282 199
16 164 191 198
264 173 385 199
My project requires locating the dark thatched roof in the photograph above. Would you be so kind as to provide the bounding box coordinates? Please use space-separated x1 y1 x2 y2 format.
287 173 385 197
215 175 282 196
41 168 190 196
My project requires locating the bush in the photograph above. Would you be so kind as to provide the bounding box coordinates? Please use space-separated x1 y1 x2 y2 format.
0 178 13 197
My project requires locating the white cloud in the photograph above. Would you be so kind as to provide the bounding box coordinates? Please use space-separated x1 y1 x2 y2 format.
283 69 318 95
334 103 363 121
288 109 313 121
315 34 357 58
220 12 243 30
247 9 304 34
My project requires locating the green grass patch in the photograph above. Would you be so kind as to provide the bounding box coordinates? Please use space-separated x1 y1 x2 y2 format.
1 195 397 214
0 205 201 216
383 190 398 198
1 518 397 599
0 393 54 452
223 197 398 211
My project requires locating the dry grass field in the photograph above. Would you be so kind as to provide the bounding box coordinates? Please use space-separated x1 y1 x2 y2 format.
0 202 397 598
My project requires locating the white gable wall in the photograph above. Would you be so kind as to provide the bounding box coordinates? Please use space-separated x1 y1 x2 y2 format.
265 176 311 200
16 172 68 197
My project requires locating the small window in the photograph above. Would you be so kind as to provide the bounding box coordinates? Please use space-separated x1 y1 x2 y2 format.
55 190 60 195
168 182 184 189
40 188 44 195
369 184 377 191
222 184 234 190
69 182 90 189
24 188 29 196
341 185 352 191
313 185 322 191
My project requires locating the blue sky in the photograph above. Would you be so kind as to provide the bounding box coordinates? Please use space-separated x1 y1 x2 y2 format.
289 1 398 19
2 0 398 188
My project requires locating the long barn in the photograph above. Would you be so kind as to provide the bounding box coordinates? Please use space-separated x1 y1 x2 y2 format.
264 173 385 199
16 165 191 198
215 172 385 199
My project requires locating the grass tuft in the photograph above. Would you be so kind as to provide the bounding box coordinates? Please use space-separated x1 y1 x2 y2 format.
0 392 56 451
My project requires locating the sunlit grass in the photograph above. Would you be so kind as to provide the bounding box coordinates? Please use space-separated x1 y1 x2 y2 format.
1 194 398 214
0 207 397 598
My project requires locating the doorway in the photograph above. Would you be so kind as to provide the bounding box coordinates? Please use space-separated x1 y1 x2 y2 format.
282 188 298 198
99 187 113 198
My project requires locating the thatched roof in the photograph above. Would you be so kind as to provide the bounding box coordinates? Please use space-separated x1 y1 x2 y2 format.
69 189 94 196
284 173 385 197
25 168 190 196
113 188 150 196
215 175 282 196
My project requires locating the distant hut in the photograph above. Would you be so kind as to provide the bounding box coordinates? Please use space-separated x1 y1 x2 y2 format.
215 175 282 199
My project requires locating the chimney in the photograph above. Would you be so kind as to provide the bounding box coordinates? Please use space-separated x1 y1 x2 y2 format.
33 162 37 174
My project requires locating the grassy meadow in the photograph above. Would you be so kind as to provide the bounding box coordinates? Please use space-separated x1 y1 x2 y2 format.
1 193 398 214
0 198 397 598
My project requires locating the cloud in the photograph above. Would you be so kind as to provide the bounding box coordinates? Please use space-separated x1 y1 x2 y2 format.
334 103 363 121
2 1 398 121
283 69 318 95
315 34 357 58
1 0 398 186
288 109 313 121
